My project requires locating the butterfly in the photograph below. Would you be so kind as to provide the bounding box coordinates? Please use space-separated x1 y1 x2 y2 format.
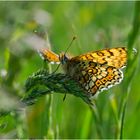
39 47 127 98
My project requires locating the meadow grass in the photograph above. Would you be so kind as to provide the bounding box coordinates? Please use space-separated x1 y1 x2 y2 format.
0 1 140 139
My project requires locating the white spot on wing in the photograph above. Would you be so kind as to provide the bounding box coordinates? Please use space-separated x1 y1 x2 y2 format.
50 61 60 65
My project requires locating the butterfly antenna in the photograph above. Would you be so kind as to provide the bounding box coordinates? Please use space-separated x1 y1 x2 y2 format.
52 36 76 74
64 36 77 55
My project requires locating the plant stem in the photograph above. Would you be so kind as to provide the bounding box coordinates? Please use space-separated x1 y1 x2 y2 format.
119 2 140 139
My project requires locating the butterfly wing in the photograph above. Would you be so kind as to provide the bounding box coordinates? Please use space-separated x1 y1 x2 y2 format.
72 47 127 69
64 47 126 96
39 49 60 64
67 60 123 96
39 47 126 97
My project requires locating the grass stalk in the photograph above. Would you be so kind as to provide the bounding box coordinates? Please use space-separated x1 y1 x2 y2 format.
119 2 140 139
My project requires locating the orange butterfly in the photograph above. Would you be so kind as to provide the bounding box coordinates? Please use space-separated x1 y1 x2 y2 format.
39 47 127 98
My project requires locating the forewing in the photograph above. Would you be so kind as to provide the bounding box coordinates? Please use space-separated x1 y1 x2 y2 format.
39 48 60 64
72 47 127 69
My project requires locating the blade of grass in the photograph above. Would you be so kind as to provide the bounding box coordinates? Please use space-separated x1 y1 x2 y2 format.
119 1 140 139
80 108 92 138
25 35 55 138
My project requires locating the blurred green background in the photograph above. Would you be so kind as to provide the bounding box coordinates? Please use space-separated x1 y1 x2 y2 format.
0 1 140 139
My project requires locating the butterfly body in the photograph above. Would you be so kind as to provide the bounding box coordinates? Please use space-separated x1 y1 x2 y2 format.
39 47 127 97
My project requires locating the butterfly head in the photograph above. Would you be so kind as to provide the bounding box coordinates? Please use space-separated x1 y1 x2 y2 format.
59 53 69 64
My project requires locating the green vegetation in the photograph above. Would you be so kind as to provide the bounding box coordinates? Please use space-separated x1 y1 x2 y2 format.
0 1 140 139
